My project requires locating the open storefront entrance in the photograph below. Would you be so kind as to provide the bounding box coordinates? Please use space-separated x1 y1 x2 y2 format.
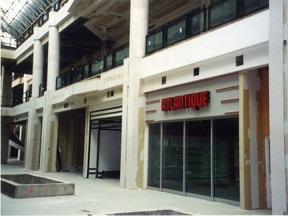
57 108 86 173
87 107 122 179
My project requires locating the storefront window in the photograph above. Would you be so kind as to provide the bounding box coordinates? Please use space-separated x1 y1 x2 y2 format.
209 0 237 28
162 122 183 191
186 120 211 196
167 20 186 46
213 118 239 202
147 117 239 203
148 124 161 188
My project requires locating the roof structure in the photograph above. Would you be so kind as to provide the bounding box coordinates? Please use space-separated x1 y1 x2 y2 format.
1 0 56 40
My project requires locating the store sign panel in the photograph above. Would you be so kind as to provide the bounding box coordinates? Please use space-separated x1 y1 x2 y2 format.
161 91 210 111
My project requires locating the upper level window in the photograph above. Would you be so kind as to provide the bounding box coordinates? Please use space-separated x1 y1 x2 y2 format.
190 9 205 36
209 0 237 28
243 0 269 15
115 46 129 66
91 59 104 75
106 53 113 69
146 30 163 54
84 63 90 78
167 19 186 46
71 67 83 83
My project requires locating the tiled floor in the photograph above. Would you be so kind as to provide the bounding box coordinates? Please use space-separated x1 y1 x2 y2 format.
1 163 271 215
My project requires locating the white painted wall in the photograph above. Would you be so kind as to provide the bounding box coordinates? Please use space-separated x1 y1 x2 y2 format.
98 130 121 172
146 74 239 122
89 129 98 172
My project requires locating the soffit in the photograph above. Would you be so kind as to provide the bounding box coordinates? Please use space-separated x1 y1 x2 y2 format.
69 0 202 43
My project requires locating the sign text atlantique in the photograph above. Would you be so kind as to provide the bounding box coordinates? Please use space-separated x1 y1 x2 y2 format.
161 91 210 111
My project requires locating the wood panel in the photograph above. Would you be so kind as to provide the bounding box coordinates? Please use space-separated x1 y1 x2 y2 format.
257 67 269 208
47 121 55 172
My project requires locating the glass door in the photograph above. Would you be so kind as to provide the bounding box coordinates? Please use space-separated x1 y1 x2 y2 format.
148 123 161 188
162 122 183 192
186 120 211 197
213 118 239 202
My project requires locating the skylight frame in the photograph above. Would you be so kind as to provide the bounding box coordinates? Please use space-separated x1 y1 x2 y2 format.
1 0 56 40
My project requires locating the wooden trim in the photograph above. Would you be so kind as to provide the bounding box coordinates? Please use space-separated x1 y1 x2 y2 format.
221 98 239 104
224 111 239 115
146 110 157 114
146 99 160 104
216 85 239 93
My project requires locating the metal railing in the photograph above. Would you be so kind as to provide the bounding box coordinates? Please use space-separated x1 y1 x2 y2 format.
56 45 129 90
1 96 14 107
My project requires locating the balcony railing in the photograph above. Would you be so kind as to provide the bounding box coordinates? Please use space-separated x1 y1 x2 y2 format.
56 45 129 90
146 0 268 54
55 0 268 90
1 95 30 108
1 97 14 107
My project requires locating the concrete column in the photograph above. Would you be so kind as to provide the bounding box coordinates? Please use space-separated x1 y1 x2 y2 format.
24 98 36 169
47 25 60 91
269 0 288 214
129 0 149 57
39 91 58 172
1 117 10 164
23 74 29 102
120 0 148 189
1 67 12 106
39 14 60 172
32 28 44 97
24 28 44 169
1 68 12 164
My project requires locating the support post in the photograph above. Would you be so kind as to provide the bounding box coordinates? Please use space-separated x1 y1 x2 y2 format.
120 0 149 189
269 0 288 214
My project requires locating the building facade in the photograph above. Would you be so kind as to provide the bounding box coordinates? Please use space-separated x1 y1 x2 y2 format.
1 0 288 214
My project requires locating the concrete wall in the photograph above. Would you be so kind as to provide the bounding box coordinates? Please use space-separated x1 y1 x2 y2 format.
141 11 268 80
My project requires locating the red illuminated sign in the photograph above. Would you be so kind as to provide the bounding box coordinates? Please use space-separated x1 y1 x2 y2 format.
161 91 210 111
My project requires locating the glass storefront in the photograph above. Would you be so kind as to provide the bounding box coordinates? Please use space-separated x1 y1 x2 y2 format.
148 117 239 203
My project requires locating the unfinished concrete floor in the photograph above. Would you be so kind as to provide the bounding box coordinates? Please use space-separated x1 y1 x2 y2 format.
1 163 271 215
